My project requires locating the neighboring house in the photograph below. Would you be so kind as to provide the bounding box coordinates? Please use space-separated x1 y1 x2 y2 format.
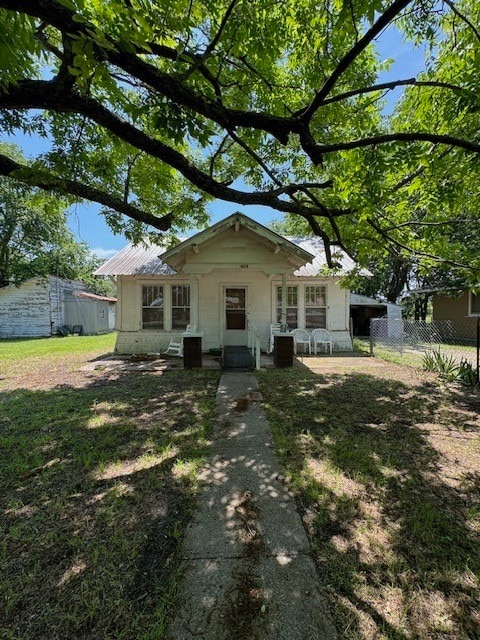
432 289 479 341
0 276 116 338
96 213 368 355
349 293 403 336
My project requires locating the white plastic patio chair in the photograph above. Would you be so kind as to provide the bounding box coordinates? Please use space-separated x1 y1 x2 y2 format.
292 328 311 355
268 322 282 354
164 335 183 357
185 323 197 333
311 328 333 354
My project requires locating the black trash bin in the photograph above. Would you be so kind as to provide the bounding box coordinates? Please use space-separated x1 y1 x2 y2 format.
274 334 294 368
183 335 202 368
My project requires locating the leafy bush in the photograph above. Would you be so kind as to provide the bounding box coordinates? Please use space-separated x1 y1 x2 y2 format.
423 350 479 385
457 358 479 386
423 349 441 372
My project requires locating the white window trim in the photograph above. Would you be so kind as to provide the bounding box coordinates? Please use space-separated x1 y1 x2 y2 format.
140 283 166 331
139 280 192 332
220 282 249 344
171 284 191 331
270 280 328 329
304 284 328 329
468 291 480 316
275 284 299 327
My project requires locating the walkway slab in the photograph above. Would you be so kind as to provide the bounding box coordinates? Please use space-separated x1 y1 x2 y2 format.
167 372 338 640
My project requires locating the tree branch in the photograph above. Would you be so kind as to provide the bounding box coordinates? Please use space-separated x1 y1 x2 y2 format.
202 0 238 60
309 132 480 162
322 78 467 106
227 128 283 187
297 0 413 122
367 217 480 272
268 181 334 195
0 153 173 230
443 0 480 43
0 80 333 220
0 0 295 143
391 146 453 193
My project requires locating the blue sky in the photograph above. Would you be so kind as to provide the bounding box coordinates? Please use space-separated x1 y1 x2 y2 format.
3 26 426 259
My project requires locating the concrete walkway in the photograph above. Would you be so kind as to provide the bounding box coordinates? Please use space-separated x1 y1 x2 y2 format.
167 372 338 640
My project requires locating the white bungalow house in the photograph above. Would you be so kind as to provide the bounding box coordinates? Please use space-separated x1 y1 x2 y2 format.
95 213 364 355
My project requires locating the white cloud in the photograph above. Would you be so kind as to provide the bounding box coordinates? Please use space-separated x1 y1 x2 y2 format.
91 247 118 259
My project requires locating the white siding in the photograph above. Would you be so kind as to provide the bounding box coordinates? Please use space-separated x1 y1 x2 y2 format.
0 277 89 338
113 228 352 354
0 278 51 337
114 272 352 354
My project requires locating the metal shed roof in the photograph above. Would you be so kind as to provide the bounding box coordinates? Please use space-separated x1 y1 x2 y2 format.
349 293 401 307
74 291 117 303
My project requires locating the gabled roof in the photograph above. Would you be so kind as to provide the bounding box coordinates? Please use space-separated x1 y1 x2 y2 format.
160 213 314 270
95 212 367 277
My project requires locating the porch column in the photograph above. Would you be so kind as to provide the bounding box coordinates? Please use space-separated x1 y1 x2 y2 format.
281 272 287 326
189 273 198 329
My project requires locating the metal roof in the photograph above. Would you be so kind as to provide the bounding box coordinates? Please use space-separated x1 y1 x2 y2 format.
349 293 401 307
74 291 117 303
95 225 369 277
94 242 175 276
287 237 371 277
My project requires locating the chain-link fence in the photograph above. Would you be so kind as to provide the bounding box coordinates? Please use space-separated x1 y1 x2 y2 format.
370 317 480 380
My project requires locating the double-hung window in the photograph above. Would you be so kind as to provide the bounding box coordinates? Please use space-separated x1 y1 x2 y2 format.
172 285 190 329
142 285 164 329
276 285 298 328
305 285 326 328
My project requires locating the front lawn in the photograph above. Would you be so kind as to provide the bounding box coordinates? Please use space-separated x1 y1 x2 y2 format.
258 360 480 639
0 333 117 381
0 336 220 639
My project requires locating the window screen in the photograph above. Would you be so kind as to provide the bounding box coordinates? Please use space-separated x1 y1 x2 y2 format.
142 285 164 329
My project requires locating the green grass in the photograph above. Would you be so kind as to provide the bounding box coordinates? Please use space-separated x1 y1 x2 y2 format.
0 333 116 371
354 336 425 367
257 366 480 640
0 338 220 639
354 337 479 371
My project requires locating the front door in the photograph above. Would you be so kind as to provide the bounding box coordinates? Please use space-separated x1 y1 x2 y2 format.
224 287 247 346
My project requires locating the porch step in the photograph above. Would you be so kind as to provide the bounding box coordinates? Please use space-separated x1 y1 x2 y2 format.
222 345 254 371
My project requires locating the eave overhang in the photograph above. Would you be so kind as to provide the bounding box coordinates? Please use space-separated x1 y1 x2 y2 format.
160 212 314 273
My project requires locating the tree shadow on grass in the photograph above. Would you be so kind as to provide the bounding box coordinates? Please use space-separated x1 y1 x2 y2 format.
259 368 480 640
0 368 220 640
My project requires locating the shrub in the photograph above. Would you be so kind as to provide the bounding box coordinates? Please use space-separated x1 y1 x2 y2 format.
423 350 478 385
457 358 479 386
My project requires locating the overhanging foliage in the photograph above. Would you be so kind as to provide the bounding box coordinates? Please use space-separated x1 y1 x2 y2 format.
0 0 479 272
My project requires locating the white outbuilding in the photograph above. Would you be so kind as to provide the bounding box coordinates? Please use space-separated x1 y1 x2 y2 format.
0 276 116 338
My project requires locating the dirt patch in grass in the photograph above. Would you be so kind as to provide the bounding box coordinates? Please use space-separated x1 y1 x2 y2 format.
0 337 220 640
258 356 480 640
